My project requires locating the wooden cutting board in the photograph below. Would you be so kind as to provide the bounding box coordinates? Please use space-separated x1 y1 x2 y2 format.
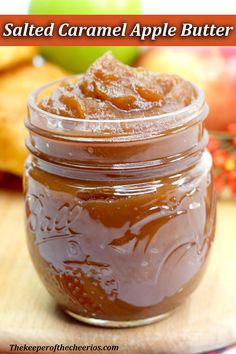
0 190 236 354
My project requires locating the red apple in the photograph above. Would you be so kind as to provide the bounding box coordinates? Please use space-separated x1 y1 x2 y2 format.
136 47 236 131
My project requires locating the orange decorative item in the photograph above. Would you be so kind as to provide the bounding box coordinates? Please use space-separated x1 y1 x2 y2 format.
207 127 236 198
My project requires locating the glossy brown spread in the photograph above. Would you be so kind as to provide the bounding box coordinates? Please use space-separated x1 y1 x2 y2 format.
38 52 197 119
25 54 216 324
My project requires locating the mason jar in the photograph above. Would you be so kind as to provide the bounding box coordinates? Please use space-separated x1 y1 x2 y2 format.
24 78 216 328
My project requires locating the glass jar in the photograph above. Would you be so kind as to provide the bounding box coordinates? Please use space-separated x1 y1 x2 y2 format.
24 78 216 328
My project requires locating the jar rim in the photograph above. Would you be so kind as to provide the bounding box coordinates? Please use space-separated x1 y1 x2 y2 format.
27 75 207 142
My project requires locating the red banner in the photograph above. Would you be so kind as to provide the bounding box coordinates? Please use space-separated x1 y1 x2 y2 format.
0 14 235 46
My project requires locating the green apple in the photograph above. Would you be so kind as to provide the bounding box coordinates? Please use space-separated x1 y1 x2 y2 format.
29 0 142 72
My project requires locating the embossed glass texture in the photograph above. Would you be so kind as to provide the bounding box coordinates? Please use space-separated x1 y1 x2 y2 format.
24 79 216 327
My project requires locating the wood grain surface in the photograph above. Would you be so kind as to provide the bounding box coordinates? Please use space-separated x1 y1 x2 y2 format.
0 190 235 354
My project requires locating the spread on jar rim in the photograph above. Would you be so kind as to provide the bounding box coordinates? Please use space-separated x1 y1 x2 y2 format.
24 53 216 328
38 52 197 119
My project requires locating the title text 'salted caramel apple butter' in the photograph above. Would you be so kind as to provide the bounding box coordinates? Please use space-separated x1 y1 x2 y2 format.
24 53 216 327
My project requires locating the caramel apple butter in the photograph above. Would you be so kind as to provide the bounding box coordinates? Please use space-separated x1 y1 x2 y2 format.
24 53 216 327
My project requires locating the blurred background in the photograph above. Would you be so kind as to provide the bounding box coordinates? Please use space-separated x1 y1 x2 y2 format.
0 2 235 354
0 0 235 199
